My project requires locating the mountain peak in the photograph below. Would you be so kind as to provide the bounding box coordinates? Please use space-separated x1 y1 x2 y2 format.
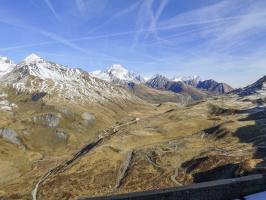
171 75 201 88
0 56 15 77
92 64 143 83
23 53 43 64
106 64 129 78
197 79 233 94
151 74 169 80
107 64 127 72
146 74 170 90
0 56 13 64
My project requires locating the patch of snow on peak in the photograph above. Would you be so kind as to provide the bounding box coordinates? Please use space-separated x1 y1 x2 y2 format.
15 54 81 81
263 82 266 89
91 70 111 82
258 82 266 96
23 53 43 64
107 64 136 81
92 64 143 83
143 76 151 81
107 64 127 74
172 75 201 82
0 56 15 77
0 56 12 63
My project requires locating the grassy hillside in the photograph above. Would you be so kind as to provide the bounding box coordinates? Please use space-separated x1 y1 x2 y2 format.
1 90 265 199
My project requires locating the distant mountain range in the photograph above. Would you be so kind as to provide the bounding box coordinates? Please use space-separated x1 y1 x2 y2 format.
3 53 266 105
145 75 207 101
145 74 233 101
91 64 233 101
1 53 266 200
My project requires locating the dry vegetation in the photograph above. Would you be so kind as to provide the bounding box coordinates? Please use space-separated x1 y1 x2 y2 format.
0 87 266 200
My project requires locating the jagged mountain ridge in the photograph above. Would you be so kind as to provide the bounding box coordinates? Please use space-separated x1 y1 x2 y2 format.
126 82 190 104
91 66 233 96
89 63 233 96
0 53 234 106
171 76 233 94
146 75 208 101
0 54 137 104
146 74 170 90
197 79 233 94
235 75 266 96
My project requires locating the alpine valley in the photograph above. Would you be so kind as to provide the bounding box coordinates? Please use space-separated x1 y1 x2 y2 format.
0 54 266 200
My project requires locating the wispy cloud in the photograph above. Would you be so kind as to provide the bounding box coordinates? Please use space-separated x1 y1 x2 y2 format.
86 1 141 34
146 0 168 39
138 0 266 87
1 0 266 87
44 0 59 20
75 0 108 18
130 0 169 50
0 12 120 63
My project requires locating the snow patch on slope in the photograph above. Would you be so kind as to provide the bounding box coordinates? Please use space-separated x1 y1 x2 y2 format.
0 56 15 77
22 53 43 64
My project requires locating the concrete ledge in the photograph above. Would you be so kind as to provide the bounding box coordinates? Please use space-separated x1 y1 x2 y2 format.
79 174 266 200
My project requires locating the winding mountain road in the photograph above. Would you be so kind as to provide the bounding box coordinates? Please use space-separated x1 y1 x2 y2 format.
31 118 140 200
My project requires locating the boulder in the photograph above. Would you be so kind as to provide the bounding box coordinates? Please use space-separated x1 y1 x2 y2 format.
55 129 68 140
32 113 61 127
0 128 24 149
81 112 95 125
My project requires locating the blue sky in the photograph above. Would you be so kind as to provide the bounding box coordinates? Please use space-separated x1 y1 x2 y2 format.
0 0 266 87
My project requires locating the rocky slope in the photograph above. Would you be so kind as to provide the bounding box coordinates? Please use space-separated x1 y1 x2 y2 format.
126 82 189 104
235 75 266 96
172 76 233 94
197 79 233 94
146 75 208 101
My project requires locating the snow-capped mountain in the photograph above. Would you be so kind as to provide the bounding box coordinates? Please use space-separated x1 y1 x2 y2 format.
171 75 201 86
92 64 144 84
0 53 235 106
0 54 136 104
0 56 15 77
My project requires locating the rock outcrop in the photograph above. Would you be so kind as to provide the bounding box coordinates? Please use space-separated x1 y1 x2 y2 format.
0 128 24 149
32 113 62 128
